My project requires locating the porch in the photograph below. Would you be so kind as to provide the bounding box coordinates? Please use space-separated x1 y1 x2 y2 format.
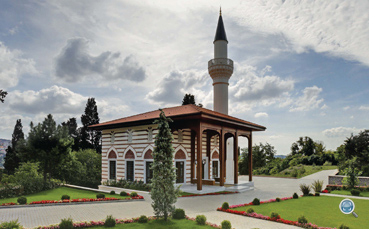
176 180 254 194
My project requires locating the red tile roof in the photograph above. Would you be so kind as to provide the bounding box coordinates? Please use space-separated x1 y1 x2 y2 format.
90 104 266 130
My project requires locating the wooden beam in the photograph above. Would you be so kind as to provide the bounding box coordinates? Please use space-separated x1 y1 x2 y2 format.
234 131 238 184
196 126 203 190
248 132 253 182
220 129 225 186
191 130 196 182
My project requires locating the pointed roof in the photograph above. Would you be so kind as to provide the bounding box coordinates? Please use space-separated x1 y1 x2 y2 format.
214 9 228 43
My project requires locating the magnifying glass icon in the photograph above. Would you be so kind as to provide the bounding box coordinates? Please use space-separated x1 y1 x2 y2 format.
339 199 358 218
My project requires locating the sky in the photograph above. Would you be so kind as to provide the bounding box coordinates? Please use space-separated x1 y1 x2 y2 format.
0 0 368 155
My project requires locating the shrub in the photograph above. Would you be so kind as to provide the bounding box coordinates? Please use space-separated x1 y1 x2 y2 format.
276 197 281 202
291 169 298 177
299 184 311 196
59 217 74 229
270 212 280 219
120 191 128 196
96 193 105 199
351 189 360 196
17 196 27 205
315 192 320 196
0 220 22 229
104 215 116 227
221 220 232 229
138 215 148 223
222 202 229 210
293 193 299 199
312 180 324 193
172 208 185 219
110 190 115 195
339 224 350 229
247 208 254 213
252 198 260 205
130 192 138 197
61 195 70 200
298 216 308 224
195 215 206 225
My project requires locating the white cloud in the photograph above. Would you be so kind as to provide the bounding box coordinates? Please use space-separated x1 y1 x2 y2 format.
289 86 324 112
321 104 328 110
359 105 369 111
0 42 37 89
343 106 350 110
235 1 369 66
54 38 146 83
322 127 362 138
254 112 268 118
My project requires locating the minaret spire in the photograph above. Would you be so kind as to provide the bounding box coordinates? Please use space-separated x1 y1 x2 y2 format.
220 7 222 16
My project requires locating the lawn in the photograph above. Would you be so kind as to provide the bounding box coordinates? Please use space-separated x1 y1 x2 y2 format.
0 186 129 204
255 165 337 178
93 219 215 229
331 190 369 198
233 196 368 229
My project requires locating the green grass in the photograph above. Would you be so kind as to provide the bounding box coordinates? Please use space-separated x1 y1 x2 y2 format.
93 219 214 229
0 186 129 204
331 190 369 198
256 165 337 178
234 196 368 229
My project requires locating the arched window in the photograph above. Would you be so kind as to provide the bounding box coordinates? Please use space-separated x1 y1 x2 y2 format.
127 129 133 143
147 127 153 142
108 150 117 180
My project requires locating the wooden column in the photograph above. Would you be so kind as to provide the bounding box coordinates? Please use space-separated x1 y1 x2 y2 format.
219 129 225 186
196 127 203 190
234 132 238 184
248 132 253 182
206 133 211 179
190 130 196 182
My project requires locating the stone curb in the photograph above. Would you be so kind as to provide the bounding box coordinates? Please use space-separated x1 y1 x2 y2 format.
321 193 369 200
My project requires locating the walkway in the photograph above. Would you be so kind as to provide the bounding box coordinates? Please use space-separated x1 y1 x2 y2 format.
0 170 338 229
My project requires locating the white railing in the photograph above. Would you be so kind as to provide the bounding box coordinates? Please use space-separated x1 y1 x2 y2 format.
208 58 233 68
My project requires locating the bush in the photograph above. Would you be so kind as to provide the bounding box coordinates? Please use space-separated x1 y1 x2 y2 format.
276 197 281 202
61 195 70 200
252 198 260 205
195 215 206 225
172 208 185 219
104 215 116 227
59 217 74 229
120 191 128 196
312 180 323 193
293 192 299 199
17 196 27 205
221 220 232 229
222 202 229 210
291 169 298 177
351 189 360 196
138 215 148 223
0 220 22 229
130 192 138 197
247 208 254 213
299 184 311 196
315 192 320 196
96 193 105 199
339 224 350 229
110 190 115 195
298 216 308 224
270 212 280 219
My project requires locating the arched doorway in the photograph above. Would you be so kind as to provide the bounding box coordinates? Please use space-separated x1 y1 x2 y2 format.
108 150 117 180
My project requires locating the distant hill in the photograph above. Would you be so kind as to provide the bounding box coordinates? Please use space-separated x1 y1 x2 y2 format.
0 139 11 168
275 155 287 159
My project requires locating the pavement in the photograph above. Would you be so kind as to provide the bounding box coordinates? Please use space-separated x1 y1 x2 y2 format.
0 169 338 229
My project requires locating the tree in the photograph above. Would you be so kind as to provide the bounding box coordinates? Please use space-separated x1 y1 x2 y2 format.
344 130 369 175
0 89 7 103
342 157 362 189
80 98 101 153
150 110 179 221
262 143 276 162
19 114 73 184
182 94 196 105
238 148 249 175
4 119 25 174
62 117 81 151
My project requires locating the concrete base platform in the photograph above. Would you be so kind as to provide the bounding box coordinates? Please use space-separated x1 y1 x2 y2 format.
177 181 254 194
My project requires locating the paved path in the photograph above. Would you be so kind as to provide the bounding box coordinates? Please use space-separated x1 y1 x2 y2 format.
0 170 338 229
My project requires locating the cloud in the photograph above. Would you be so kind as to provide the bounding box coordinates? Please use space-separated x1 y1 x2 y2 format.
54 38 146 83
254 112 268 118
289 86 324 112
8 85 87 114
235 1 369 66
343 106 350 110
0 42 37 89
323 127 362 138
359 105 369 111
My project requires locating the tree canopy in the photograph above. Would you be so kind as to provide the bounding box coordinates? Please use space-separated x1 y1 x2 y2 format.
0 89 7 103
80 98 101 153
182 93 196 105
4 119 24 174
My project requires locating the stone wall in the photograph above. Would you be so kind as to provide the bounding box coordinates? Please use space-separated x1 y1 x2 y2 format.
328 175 369 186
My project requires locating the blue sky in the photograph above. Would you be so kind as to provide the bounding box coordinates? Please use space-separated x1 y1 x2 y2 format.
0 1 368 155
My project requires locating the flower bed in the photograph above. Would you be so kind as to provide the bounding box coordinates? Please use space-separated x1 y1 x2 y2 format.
217 197 334 229
179 191 238 198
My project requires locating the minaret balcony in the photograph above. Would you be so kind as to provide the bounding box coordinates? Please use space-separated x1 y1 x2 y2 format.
208 58 234 77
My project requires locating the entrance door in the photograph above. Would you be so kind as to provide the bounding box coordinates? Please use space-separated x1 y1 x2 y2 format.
176 161 184 183
109 161 116 180
212 161 219 178
146 161 153 183
126 161 134 181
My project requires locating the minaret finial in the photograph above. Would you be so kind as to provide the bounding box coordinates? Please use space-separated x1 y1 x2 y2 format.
220 7 222 16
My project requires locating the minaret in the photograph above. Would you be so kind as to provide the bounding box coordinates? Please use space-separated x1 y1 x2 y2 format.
208 8 233 115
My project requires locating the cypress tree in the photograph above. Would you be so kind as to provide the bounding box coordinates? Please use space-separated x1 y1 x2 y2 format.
150 110 179 221
4 119 24 174
80 98 101 153
182 94 196 105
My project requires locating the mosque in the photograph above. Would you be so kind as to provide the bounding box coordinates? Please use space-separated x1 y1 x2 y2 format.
90 11 266 191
